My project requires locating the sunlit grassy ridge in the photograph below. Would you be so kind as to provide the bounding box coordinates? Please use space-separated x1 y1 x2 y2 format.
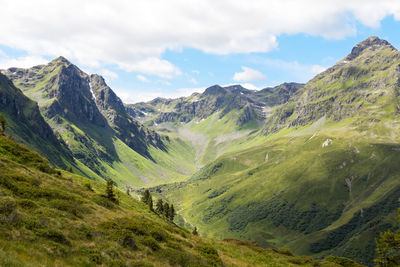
158 115 400 266
153 37 400 266
0 135 350 266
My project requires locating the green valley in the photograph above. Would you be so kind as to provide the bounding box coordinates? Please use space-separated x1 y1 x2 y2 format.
1 36 399 266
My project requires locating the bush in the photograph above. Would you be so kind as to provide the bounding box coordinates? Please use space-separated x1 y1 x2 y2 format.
278 248 294 256
151 230 166 242
142 237 160 251
325 256 361 267
0 197 16 216
197 244 222 266
40 229 71 246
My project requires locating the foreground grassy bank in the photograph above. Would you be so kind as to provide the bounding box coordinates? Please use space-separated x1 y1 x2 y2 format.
0 135 356 266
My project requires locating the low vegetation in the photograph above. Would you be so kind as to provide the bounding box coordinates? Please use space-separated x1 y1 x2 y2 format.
0 134 346 266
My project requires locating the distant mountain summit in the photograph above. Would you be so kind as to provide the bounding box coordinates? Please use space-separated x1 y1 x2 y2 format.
127 82 303 128
263 36 400 134
345 36 396 61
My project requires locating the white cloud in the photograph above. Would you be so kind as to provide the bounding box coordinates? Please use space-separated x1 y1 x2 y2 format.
223 83 262 90
233 66 266 82
248 57 329 82
0 0 399 77
189 77 198 84
100 69 118 81
136 74 150 83
192 70 200 75
0 54 48 69
311 65 327 74
116 86 206 103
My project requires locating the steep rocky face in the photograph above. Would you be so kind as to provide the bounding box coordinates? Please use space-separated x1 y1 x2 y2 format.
90 74 165 158
3 57 168 171
0 72 73 168
3 57 116 172
263 37 400 134
5 57 107 126
345 36 396 61
128 83 303 128
255 82 304 106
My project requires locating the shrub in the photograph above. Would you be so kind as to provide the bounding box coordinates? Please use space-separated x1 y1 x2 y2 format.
142 237 160 251
40 229 71 246
197 244 222 266
84 183 93 191
278 248 294 256
151 230 166 242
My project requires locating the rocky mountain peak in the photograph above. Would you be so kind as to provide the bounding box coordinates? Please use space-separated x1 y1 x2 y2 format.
203 85 226 95
90 74 126 115
345 36 396 61
50 56 72 66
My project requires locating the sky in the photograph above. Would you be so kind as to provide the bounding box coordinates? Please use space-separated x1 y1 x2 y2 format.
0 1 400 103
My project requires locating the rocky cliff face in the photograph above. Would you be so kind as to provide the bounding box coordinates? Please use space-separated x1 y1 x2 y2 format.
90 74 165 158
128 83 303 128
3 57 166 172
0 72 73 168
263 37 400 134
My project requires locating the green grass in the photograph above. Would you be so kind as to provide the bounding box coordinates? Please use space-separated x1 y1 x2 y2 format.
0 134 344 266
157 115 400 266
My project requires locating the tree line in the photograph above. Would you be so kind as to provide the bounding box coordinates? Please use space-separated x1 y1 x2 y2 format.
141 189 175 222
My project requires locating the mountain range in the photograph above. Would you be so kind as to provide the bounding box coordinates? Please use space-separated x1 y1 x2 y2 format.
0 36 399 266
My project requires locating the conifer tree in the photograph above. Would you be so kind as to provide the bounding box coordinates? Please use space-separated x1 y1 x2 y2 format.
0 114 6 135
169 204 175 221
163 202 170 217
375 209 400 266
106 179 116 201
141 189 150 204
156 199 164 214
192 227 198 235
148 196 154 212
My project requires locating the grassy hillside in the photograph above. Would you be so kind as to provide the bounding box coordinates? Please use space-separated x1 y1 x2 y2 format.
0 73 74 169
153 37 400 266
2 58 200 188
156 118 400 265
0 134 351 266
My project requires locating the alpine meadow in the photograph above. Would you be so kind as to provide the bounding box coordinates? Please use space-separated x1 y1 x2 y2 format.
1 1 400 266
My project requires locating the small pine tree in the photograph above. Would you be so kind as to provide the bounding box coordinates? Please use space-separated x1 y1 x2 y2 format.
156 199 164 214
375 209 400 266
0 114 6 135
192 227 198 235
126 186 130 196
106 179 116 201
148 196 154 212
169 204 175 221
141 189 150 204
163 202 170 217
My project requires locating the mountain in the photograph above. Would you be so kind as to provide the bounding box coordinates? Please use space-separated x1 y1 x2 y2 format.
127 83 303 127
2 57 196 187
127 83 303 167
0 134 350 266
90 74 165 160
152 37 400 266
263 36 400 134
0 72 73 168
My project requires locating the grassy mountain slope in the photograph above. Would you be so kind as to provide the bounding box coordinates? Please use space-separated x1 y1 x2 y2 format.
0 134 347 267
2 58 197 188
0 72 74 169
153 37 400 266
128 83 303 168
